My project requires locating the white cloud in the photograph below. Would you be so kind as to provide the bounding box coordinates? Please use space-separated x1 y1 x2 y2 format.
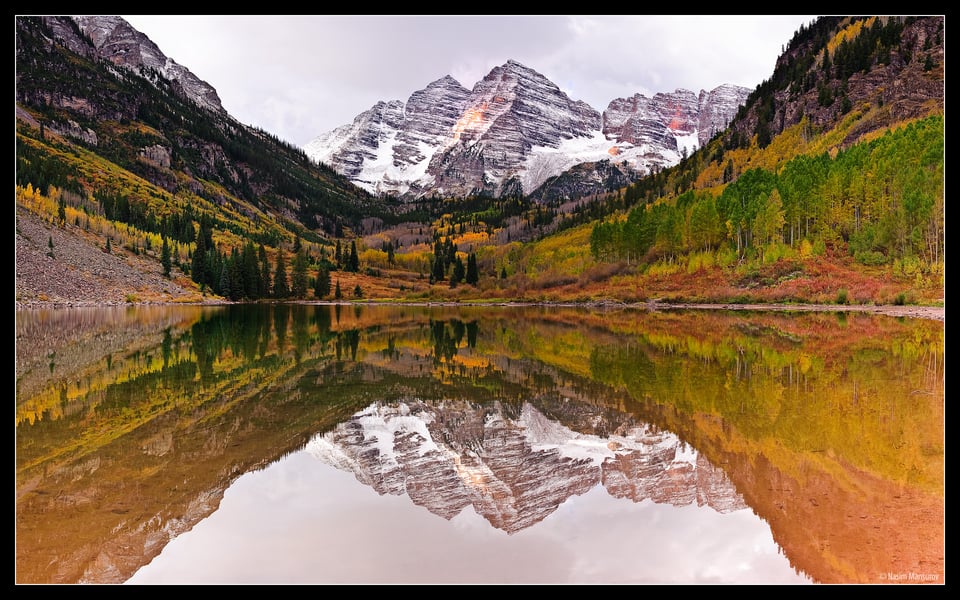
122 15 817 147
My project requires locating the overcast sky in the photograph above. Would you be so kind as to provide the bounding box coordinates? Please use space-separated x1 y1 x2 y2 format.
121 15 819 148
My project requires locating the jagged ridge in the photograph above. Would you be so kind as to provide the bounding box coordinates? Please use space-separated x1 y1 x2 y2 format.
304 60 749 199
306 400 746 534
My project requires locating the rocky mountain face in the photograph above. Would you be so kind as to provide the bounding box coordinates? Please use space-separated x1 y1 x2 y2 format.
16 16 381 237
64 16 225 114
306 399 746 534
728 16 944 151
306 75 472 189
304 60 749 200
602 84 750 151
525 159 637 204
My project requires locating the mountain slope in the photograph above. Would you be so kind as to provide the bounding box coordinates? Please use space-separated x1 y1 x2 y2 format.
728 16 944 150
304 60 749 199
509 15 944 306
15 16 945 310
68 15 225 113
15 16 386 240
305 75 473 195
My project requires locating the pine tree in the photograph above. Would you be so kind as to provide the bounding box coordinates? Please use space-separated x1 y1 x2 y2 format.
291 249 309 298
347 240 360 272
219 262 232 299
445 238 456 267
334 240 342 269
334 280 342 299
161 236 172 278
273 248 289 298
258 244 271 298
315 267 331 298
191 235 206 284
241 241 260 299
452 255 465 284
466 253 479 285
432 253 445 282
105 237 112 254
228 249 243 300
385 241 395 264
47 235 54 258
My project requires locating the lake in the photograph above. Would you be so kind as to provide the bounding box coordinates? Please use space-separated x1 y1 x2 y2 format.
15 303 944 585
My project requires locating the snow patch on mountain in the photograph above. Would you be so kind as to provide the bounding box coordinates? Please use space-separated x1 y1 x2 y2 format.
304 62 749 199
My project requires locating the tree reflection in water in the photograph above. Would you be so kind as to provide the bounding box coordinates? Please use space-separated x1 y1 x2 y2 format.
15 304 944 584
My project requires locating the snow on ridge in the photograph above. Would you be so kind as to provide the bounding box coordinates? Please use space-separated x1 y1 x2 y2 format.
520 130 616 193
304 435 360 473
518 404 702 469
673 131 699 158
352 402 440 461
306 401 703 489
356 135 436 196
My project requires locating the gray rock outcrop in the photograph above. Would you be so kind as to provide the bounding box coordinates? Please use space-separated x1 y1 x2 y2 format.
306 400 746 534
305 60 750 200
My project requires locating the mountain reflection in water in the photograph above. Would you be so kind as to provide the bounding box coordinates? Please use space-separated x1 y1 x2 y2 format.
15 304 943 584
307 400 746 535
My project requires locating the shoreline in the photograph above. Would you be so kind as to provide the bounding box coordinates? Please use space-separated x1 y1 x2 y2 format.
15 298 945 322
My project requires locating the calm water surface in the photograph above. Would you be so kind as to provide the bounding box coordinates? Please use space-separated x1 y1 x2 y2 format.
15 304 944 584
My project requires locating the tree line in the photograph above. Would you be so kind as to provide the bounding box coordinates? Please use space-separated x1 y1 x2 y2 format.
591 116 943 270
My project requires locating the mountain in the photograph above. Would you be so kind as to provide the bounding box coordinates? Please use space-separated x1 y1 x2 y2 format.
304 60 750 199
602 84 749 152
307 400 746 534
727 16 944 150
15 16 385 242
62 16 225 114
305 75 472 194
15 16 944 309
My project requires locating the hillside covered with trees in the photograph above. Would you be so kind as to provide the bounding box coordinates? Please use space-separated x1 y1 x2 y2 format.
15 16 944 309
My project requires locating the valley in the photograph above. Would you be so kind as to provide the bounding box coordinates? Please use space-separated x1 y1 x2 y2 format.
15 16 944 318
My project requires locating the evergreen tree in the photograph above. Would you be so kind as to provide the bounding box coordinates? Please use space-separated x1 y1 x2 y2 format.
444 237 456 267
228 248 243 300
315 266 331 298
347 240 360 272
466 253 479 285
47 235 54 258
334 280 342 299
334 240 342 269
57 195 66 225
191 234 206 284
273 248 289 298
452 255 465 284
258 244 271 298
500 266 508 280
219 262 232 299
385 241 395 264
353 284 363 298
105 237 112 254
291 249 310 298
723 159 735 183
241 241 260 299
206 245 222 293
432 253 445 281
161 236 172 278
